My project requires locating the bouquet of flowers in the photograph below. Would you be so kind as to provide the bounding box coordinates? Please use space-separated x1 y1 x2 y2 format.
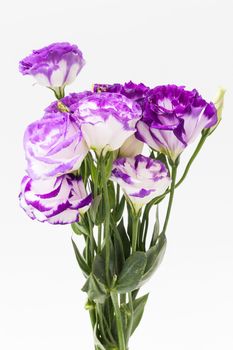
19 42 225 350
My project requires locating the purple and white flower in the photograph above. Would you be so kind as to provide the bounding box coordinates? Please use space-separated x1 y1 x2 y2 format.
94 81 149 108
19 42 85 90
136 85 217 162
111 155 170 212
75 92 142 154
45 91 92 114
24 112 88 179
19 174 92 224
118 134 144 158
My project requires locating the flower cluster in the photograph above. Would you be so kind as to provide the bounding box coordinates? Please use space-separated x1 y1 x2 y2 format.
19 42 219 225
19 42 222 350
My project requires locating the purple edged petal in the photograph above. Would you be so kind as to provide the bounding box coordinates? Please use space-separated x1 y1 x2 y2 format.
136 85 217 161
19 42 85 88
19 174 92 225
24 112 88 179
111 154 170 212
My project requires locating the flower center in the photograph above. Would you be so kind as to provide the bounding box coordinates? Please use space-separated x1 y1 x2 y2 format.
57 101 70 113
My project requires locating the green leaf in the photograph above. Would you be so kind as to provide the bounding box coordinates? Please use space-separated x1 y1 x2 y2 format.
130 294 149 335
89 194 102 223
89 194 106 225
116 252 147 293
140 234 167 286
97 195 106 224
108 181 116 209
127 203 132 239
88 155 98 185
82 273 107 304
92 254 106 284
105 152 114 179
117 219 130 259
111 220 125 275
113 195 125 222
93 324 107 350
79 158 88 186
101 237 115 277
71 238 91 276
71 222 89 236
150 205 160 246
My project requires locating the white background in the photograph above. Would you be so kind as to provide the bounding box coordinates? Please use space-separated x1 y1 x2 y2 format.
0 0 233 349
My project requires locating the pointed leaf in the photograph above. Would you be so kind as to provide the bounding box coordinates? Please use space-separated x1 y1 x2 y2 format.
105 152 114 179
108 181 116 209
90 194 102 223
93 324 106 350
71 238 91 276
117 219 130 259
150 205 160 246
140 234 167 286
71 222 89 236
113 196 125 222
101 237 115 277
82 274 107 304
92 254 106 284
111 220 125 275
116 252 147 293
131 294 149 335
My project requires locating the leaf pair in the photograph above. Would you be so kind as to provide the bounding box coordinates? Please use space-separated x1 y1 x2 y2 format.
116 233 166 293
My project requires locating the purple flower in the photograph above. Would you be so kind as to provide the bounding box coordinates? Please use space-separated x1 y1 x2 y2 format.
19 42 85 89
19 174 92 224
94 81 149 108
24 112 88 179
136 85 217 162
111 155 170 212
44 91 92 114
75 92 142 154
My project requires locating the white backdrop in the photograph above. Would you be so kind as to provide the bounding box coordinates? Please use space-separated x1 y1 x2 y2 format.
0 0 233 349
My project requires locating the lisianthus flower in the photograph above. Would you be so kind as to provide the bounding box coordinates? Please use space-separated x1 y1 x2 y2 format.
111 155 170 212
19 174 92 224
19 42 85 91
118 134 144 158
75 92 142 154
136 85 217 162
24 112 88 179
94 81 149 108
44 91 92 114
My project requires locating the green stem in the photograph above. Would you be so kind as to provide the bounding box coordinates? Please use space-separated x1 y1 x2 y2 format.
132 213 140 253
88 309 99 350
120 294 126 304
96 303 113 346
110 291 126 350
126 293 134 343
162 162 178 235
97 224 102 254
53 86 65 99
85 236 91 266
100 155 111 286
116 184 120 206
146 133 209 207
175 133 208 188
87 212 95 262
89 307 96 329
